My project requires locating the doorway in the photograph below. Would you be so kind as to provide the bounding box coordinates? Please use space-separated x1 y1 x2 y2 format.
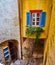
33 39 45 65
8 40 18 62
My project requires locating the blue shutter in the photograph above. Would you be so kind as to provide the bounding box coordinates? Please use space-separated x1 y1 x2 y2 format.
26 12 31 26
40 12 46 27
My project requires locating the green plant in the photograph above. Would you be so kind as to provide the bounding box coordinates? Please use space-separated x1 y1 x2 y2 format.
26 26 44 45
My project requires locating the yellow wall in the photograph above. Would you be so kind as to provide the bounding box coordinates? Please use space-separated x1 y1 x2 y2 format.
44 0 55 65
21 0 52 38
0 41 8 48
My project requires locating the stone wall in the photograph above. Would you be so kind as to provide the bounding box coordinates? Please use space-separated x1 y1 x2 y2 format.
0 0 20 43
22 38 35 59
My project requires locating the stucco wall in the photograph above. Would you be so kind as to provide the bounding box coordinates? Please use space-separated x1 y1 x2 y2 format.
0 0 20 43
21 0 52 38
44 0 55 65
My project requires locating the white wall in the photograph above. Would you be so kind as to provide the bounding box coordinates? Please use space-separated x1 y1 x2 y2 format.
0 0 20 43
0 0 21 59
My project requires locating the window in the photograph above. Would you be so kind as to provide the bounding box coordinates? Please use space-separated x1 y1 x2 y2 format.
32 22 35 25
3 47 9 60
26 11 46 27
37 13 40 17
32 13 40 26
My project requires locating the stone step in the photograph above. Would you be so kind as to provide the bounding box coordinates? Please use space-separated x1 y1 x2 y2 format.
33 52 43 58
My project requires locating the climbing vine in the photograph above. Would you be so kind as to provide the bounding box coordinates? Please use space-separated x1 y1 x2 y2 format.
26 26 44 45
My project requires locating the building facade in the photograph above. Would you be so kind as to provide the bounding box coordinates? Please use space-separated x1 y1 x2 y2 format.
0 0 55 65
0 0 21 64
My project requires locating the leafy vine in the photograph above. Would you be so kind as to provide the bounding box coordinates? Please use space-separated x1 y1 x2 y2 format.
26 26 44 45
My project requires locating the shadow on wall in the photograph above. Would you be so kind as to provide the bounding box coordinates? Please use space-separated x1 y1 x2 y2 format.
0 39 19 63
8 39 19 61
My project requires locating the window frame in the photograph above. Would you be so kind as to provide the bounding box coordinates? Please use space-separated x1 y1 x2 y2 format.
31 12 40 27
30 10 42 27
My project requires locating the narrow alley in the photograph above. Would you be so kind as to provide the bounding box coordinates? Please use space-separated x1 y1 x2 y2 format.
0 0 55 65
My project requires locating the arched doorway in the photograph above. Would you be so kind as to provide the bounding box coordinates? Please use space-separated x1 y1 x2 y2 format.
8 40 19 62
0 39 19 64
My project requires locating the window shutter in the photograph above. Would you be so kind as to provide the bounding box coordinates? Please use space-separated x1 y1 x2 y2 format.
26 12 31 26
40 12 46 27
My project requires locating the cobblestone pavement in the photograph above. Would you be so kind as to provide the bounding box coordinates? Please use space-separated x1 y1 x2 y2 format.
10 58 43 65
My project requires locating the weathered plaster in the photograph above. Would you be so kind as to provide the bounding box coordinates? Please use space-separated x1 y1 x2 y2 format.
0 0 20 43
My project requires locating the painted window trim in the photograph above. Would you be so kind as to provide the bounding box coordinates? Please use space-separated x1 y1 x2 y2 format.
30 10 42 27
26 12 31 26
40 12 46 27
30 10 42 13
26 10 46 27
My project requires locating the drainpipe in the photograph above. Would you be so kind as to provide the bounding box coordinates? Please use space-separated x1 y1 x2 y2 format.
18 0 23 59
